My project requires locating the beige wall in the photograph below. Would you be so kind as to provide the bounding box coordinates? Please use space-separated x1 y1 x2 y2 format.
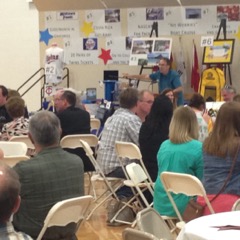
1 3 239 113
0 1 40 112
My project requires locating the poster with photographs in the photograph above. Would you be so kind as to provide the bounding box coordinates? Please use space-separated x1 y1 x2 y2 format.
85 9 121 37
129 37 172 66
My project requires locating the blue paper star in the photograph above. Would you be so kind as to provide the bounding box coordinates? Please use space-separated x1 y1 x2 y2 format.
39 28 53 45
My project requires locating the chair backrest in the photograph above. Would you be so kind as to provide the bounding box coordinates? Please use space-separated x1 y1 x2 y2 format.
232 199 240 211
9 135 35 150
115 141 142 160
36 195 93 240
160 172 215 221
122 228 159 240
79 139 119 199
136 208 174 240
60 134 98 149
126 163 154 207
90 118 101 136
0 141 28 156
2 155 30 167
115 141 153 184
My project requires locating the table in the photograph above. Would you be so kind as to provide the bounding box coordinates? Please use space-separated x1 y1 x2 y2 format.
177 211 240 240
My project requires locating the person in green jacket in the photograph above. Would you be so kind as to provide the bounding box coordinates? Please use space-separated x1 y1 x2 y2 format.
154 106 203 217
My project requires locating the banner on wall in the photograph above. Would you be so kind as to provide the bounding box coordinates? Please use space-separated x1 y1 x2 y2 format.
45 11 80 38
129 37 172 66
127 5 240 37
64 37 99 65
105 37 131 65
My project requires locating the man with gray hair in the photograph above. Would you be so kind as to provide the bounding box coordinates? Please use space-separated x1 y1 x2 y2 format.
12 110 84 239
0 162 32 239
221 84 237 102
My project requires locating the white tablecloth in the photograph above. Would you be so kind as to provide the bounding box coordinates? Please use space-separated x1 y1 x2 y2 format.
177 211 240 240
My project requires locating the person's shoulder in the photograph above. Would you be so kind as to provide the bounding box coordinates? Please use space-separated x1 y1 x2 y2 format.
169 69 180 77
161 139 171 146
188 139 203 149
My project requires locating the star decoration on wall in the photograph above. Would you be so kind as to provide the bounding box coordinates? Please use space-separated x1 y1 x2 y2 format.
235 26 240 40
81 21 95 37
98 48 112 65
39 28 53 45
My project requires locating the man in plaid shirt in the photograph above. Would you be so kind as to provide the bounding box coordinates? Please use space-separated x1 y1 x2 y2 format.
97 88 141 198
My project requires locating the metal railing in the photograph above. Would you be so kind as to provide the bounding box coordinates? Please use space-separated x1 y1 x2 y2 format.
17 67 69 110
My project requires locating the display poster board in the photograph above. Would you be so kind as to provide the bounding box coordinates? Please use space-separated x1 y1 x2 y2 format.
129 37 172 66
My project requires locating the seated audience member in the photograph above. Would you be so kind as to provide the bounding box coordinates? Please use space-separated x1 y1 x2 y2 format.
221 85 236 102
136 90 154 122
188 93 210 142
1 97 29 141
7 89 29 118
13 111 84 239
139 95 173 181
54 90 93 172
63 87 86 110
97 88 141 224
154 106 203 217
0 162 33 239
54 90 90 137
161 88 177 109
200 102 240 214
0 85 11 131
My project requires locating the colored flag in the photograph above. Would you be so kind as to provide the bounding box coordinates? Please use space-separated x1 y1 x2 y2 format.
177 37 187 84
191 41 200 92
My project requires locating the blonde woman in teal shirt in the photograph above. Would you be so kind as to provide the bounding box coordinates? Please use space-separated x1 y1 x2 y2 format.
153 106 203 217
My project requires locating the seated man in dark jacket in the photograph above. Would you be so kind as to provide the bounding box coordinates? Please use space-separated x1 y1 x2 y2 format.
54 90 94 172
13 111 84 239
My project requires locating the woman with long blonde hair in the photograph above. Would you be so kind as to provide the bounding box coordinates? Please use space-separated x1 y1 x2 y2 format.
153 106 203 217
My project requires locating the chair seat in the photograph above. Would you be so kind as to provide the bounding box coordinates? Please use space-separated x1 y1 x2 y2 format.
91 174 122 182
123 179 148 188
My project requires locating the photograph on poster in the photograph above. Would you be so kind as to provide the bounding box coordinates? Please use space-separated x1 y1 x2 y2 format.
185 8 202 19
83 38 98 50
125 37 133 50
202 39 235 64
217 5 240 21
146 8 164 20
105 9 120 23
129 37 172 66
131 39 153 54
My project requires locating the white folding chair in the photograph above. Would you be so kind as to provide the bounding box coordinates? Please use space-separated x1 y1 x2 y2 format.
60 134 98 153
115 141 154 185
60 134 99 194
90 118 101 136
126 163 154 208
232 199 240 211
79 140 123 220
3 155 30 167
160 172 215 224
36 195 93 240
0 141 28 156
111 141 154 226
136 208 174 240
122 228 159 240
9 135 35 150
9 135 35 156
